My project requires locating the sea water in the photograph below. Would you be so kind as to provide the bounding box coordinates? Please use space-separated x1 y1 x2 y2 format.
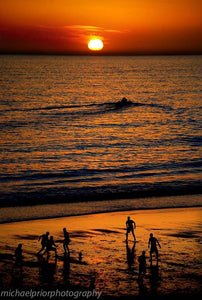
0 55 201 221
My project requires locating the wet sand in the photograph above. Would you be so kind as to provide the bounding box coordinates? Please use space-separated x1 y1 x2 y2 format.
0 207 201 299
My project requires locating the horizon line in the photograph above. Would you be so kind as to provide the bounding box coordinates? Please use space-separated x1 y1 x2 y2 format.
0 51 202 56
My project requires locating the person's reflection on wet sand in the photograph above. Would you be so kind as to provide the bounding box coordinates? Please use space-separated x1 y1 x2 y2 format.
138 251 147 281
63 253 70 285
138 277 148 298
150 262 161 297
38 254 57 286
89 272 96 291
126 241 136 269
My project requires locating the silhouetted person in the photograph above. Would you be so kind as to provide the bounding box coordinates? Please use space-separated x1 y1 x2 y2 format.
126 216 136 242
15 243 23 265
116 97 132 108
148 233 161 262
121 97 127 105
63 228 70 255
12 244 23 279
44 236 58 257
37 231 49 255
138 251 147 280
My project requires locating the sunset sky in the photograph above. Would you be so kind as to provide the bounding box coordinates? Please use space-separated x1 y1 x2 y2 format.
0 0 201 55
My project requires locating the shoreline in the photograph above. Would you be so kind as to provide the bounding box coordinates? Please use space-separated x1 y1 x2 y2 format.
0 194 201 224
0 203 201 225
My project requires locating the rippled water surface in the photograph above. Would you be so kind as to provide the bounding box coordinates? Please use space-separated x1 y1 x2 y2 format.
0 55 201 207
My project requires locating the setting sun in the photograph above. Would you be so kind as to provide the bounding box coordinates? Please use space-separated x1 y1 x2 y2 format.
88 39 104 51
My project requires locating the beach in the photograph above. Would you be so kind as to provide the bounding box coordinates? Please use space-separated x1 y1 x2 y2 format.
0 206 201 299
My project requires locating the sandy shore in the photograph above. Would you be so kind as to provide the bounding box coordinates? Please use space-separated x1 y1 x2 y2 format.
0 207 201 299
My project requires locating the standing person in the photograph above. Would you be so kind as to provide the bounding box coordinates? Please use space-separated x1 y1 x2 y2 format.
126 216 136 242
37 232 49 255
15 243 23 265
63 228 70 255
138 251 147 280
44 236 58 257
148 233 161 262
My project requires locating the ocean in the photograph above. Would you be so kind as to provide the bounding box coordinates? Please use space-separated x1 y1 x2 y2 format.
0 55 201 222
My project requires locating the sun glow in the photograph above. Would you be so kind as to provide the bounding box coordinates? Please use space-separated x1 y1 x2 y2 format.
88 39 104 51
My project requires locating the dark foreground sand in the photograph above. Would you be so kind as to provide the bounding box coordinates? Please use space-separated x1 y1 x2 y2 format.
0 207 201 299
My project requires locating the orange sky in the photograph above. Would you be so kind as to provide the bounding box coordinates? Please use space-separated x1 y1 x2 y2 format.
0 0 201 54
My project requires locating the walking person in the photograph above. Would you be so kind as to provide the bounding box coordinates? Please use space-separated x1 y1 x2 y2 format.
37 231 49 255
44 236 58 257
63 228 70 255
148 233 161 262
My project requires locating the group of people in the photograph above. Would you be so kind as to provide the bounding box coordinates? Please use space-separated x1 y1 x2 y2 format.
14 227 71 266
126 216 161 280
14 218 161 282
37 227 70 257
